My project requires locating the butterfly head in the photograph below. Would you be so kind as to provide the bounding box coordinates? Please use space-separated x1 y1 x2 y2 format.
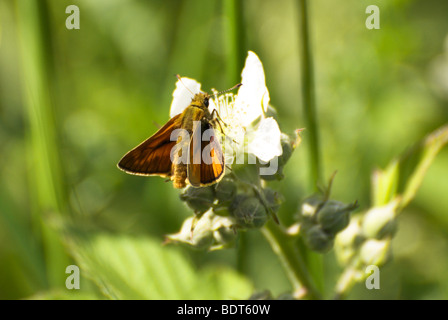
192 92 210 109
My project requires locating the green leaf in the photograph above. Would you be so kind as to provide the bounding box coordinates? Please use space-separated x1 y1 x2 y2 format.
371 124 448 211
372 159 399 207
399 125 448 208
66 233 252 300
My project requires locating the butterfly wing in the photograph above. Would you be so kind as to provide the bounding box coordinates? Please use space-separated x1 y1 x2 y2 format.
117 114 181 177
187 121 225 187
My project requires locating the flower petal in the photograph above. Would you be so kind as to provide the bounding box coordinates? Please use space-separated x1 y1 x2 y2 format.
208 97 218 115
234 51 270 126
170 77 201 118
248 117 283 162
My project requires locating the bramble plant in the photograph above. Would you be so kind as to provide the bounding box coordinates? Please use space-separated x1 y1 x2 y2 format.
160 51 448 300
10 0 448 301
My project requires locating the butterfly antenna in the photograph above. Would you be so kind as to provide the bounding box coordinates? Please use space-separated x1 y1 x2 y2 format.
175 74 196 96
212 83 242 97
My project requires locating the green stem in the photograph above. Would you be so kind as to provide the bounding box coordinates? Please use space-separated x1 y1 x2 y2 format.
223 0 248 274
298 0 321 189
297 0 324 293
17 0 70 288
261 220 321 299
223 0 246 85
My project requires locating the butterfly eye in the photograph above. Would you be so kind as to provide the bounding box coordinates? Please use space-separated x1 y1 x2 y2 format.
204 98 209 107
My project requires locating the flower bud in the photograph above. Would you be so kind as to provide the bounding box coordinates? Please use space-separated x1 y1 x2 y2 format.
230 195 268 229
362 200 398 239
232 155 261 185
299 194 325 222
334 216 364 265
180 185 215 215
263 188 284 214
360 239 391 266
214 177 237 203
212 203 231 217
260 133 295 181
212 227 237 248
303 225 334 253
317 200 357 235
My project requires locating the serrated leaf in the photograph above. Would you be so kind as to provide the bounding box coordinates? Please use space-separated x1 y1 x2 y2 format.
66 233 252 300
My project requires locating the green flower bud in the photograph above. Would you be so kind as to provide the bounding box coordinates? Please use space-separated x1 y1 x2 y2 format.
165 213 214 250
212 203 231 217
263 188 284 214
360 239 391 266
180 185 215 215
303 225 334 253
232 156 261 185
317 200 357 235
279 133 294 164
230 195 268 229
334 216 365 265
299 194 326 222
260 133 295 181
214 177 237 203
362 200 398 239
212 227 236 247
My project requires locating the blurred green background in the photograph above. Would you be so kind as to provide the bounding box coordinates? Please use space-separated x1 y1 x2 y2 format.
1 0 448 299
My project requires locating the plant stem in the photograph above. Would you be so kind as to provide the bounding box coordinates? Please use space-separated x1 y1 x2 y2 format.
297 0 325 293
298 0 321 190
223 0 248 275
223 0 246 85
261 220 321 299
17 0 70 288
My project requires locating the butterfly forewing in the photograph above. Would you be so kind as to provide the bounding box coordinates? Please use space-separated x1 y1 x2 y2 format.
118 92 226 188
117 114 181 177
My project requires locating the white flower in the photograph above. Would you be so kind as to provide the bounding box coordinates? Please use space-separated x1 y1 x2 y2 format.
170 77 202 118
248 117 282 162
234 51 270 127
169 51 283 163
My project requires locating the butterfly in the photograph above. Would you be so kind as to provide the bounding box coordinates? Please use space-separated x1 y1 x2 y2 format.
118 82 241 189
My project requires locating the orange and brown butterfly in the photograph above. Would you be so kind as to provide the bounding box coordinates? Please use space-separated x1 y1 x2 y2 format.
117 77 241 189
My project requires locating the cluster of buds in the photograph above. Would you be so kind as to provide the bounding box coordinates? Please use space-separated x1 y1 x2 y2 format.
297 192 358 253
335 199 399 266
167 170 286 250
333 199 399 296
